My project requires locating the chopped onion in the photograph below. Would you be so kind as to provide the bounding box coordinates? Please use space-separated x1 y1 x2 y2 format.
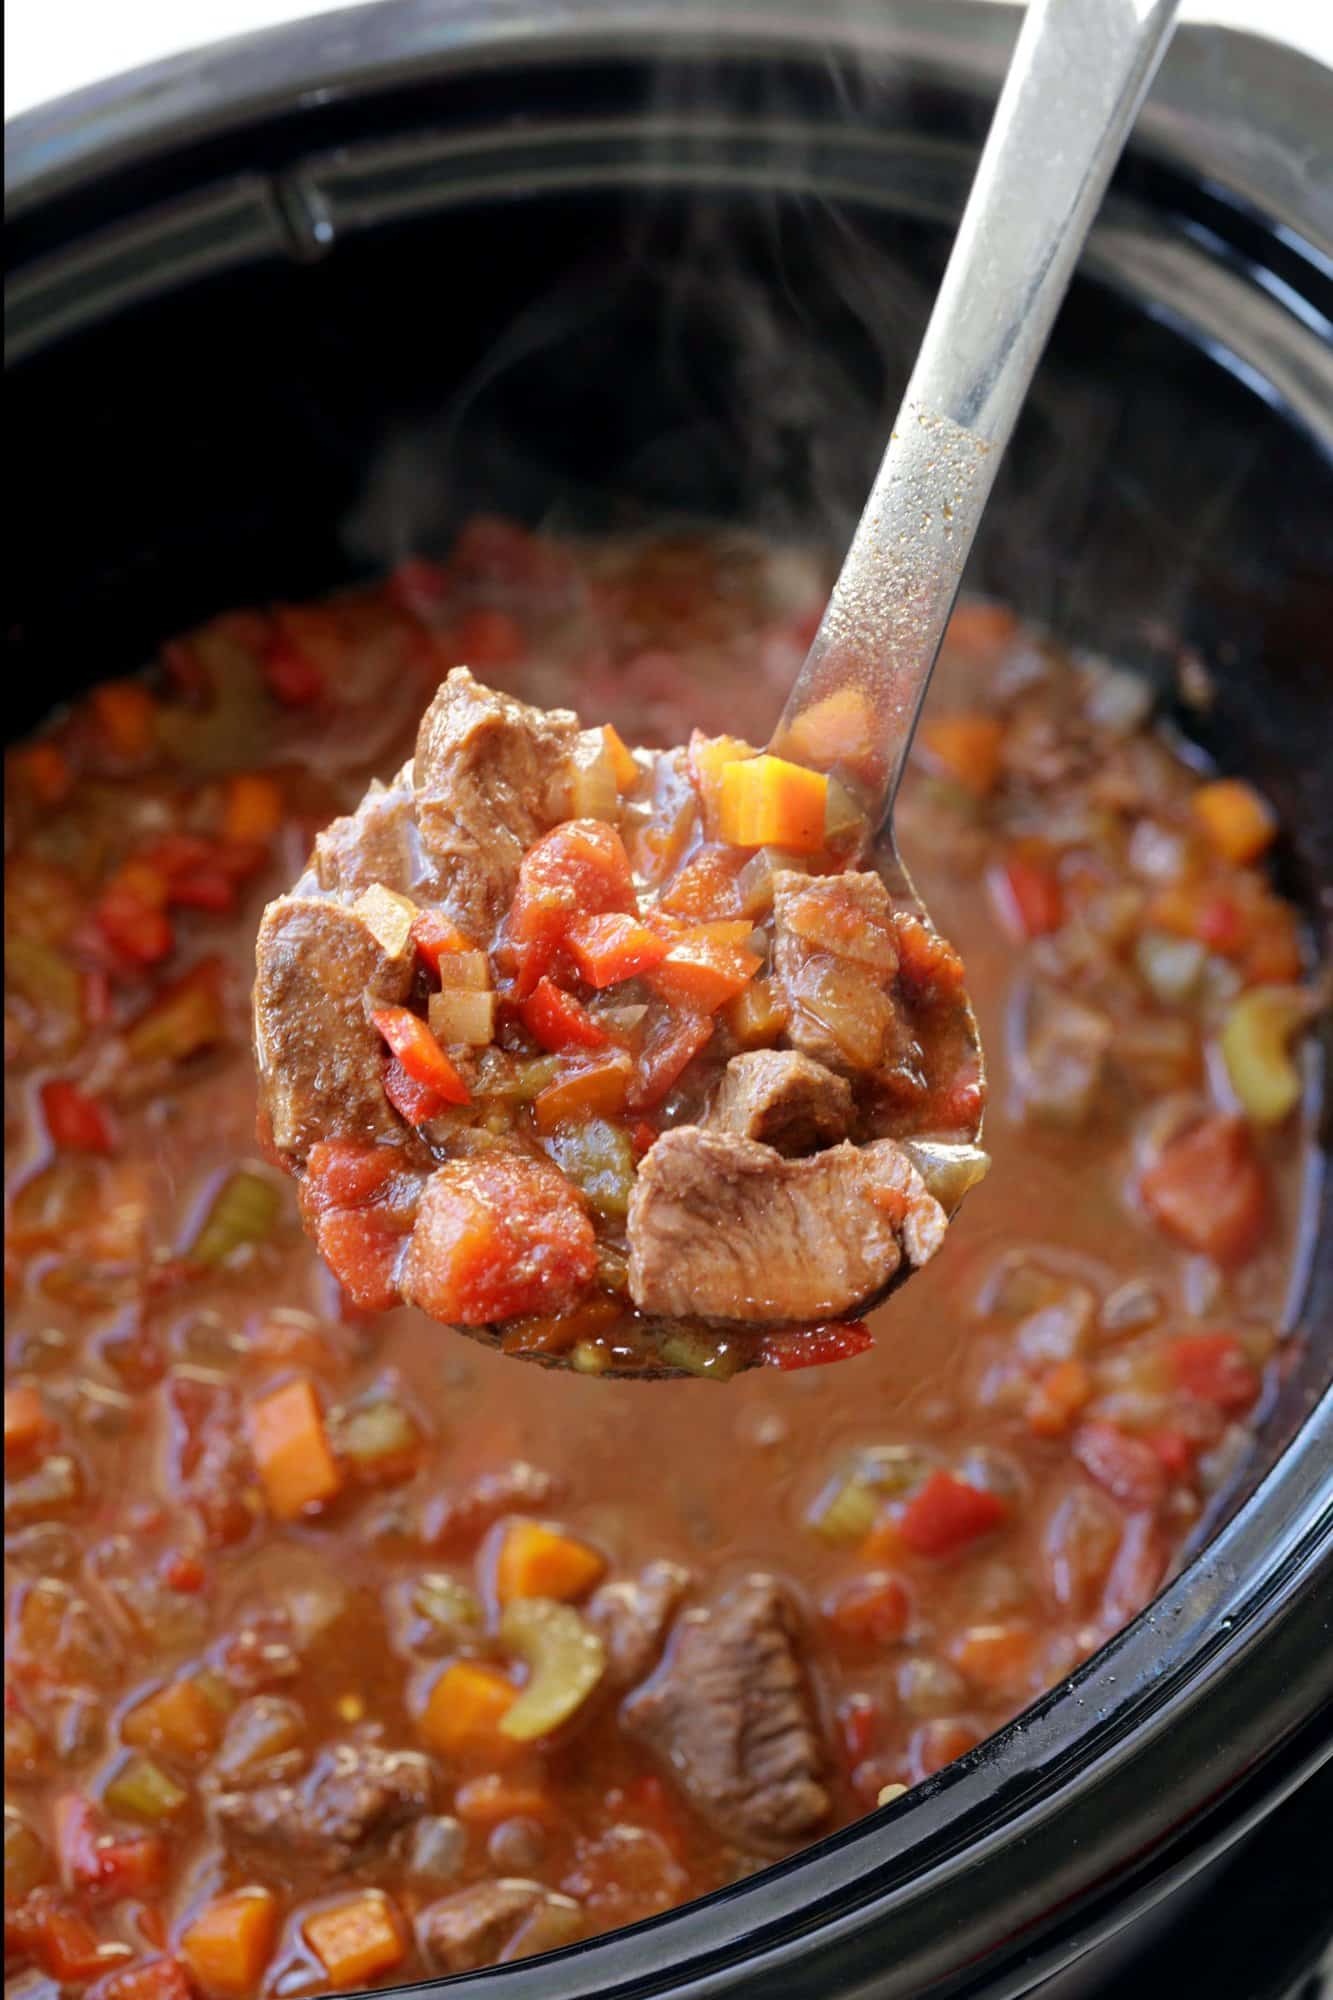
428 987 496 1047
1134 929 1204 1005
435 950 491 991
103 1755 188 1822
1083 662 1155 736
900 1141 990 1213
570 729 619 820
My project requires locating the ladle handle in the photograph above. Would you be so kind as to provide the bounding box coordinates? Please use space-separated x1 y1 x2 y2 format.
774 0 1179 819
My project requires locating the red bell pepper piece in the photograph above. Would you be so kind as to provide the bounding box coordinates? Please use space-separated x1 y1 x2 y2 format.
40 1080 116 1154
521 978 608 1053
898 1470 1007 1557
370 1007 470 1103
759 1321 875 1372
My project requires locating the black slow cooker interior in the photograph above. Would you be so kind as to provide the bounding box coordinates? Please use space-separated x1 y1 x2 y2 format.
6 10 1331 1993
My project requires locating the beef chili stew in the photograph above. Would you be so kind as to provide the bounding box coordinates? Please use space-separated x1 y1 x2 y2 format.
4 520 1322 1997
253 655 986 1373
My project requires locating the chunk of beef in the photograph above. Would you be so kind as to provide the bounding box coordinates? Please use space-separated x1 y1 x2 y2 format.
253 895 412 1165
621 1576 829 1851
627 1128 946 1323
771 871 907 1076
417 1880 581 1974
212 1740 432 1874
412 668 579 937
587 1561 691 1689
312 771 427 901
704 1050 851 1156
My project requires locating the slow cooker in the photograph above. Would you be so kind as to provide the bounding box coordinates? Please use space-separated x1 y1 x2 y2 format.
6 5 1332 1994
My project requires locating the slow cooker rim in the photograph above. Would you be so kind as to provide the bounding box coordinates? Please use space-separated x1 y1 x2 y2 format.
5 7 1332 1994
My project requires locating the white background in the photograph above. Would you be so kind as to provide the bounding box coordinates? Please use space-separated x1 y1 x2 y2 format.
4 0 1330 119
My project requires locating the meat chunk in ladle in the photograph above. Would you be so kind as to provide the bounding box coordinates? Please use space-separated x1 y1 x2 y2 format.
253 668 987 1378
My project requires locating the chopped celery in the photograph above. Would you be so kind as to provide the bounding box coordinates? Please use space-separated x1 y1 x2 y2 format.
104 1755 189 1821
1134 929 1205 1004
656 1327 743 1380
1221 985 1312 1124
543 1119 635 1220
499 1597 605 1742
190 1169 282 1266
412 1574 483 1638
3 1809 51 1902
337 1399 420 1471
807 1444 934 1544
570 1341 611 1376
5 933 83 1030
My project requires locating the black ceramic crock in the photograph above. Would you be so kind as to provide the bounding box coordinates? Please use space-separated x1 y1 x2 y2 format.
6 6 1332 1995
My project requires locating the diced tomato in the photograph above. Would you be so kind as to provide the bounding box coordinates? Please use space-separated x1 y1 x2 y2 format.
648 932 761 1013
760 1321 875 1372
404 1151 598 1326
521 977 608 1053
626 1005 714 1110
1146 1429 1197 1478
411 910 475 976
314 1209 407 1314
164 870 236 914
262 638 324 707
301 1140 398 1214
564 913 669 988
891 912 968 1004
1140 1115 1268 1265
40 1079 116 1154
1071 1419 1166 1509
6 1890 114 1983
898 1471 1007 1558
370 1006 470 1103
96 884 174 967
449 515 554 589
659 844 747 919
447 607 526 667
630 1119 658 1159
837 1693 881 1767
825 1573 910 1645
508 821 637 958
382 1056 450 1127
388 557 450 616
159 1550 207 1594
1168 1332 1261 1414
88 1957 193 2000
1196 893 1246 954
54 1795 167 1902
990 852 1063 939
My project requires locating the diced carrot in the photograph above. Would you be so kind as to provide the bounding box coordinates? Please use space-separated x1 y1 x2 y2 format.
564 913 669 987
1140 1115 1268 1265
418 1660 518 1761
521 977 608 1053
302 1893 405 1986
648 932 761 1013
245 1377 343 1521
1168 1332 1260 1414
448 607 525 667
371 1006 470 1103
180 1888 278 1997
5 1383 53 1459
723 976 788 1049
602 724 640 792
990 851 1063 939
824 1573 910 1645
494 1519 605 1603
1071 1419 1166 1509
411 909 476 976
533 1054 632 1132
687 731 760 836
778 686 875 772
452 1773 555 1827
1026 1359 1092 1438
40 1079 117 1154
917 714 1004 797
221 774 282 846
943 600 1019 663
898 1471 1007 1558
1192 778 1276 863
717 754 828 854
759 1321 875 1371
92 683 158 760
11 741 73 805
950 1620 1036 1696
122 1679 225 1760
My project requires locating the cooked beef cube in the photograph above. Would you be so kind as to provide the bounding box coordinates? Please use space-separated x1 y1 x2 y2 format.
417 1880 581 1974
253 895 412 1165
772 871 907 1076
312 771 426 900
1016 986 1113 1127
587 1561 691 1688
704 1050 852 1156
212 1740 433 1873
622 1576 829 1851
412 668 579 937
627 1128 946 1323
